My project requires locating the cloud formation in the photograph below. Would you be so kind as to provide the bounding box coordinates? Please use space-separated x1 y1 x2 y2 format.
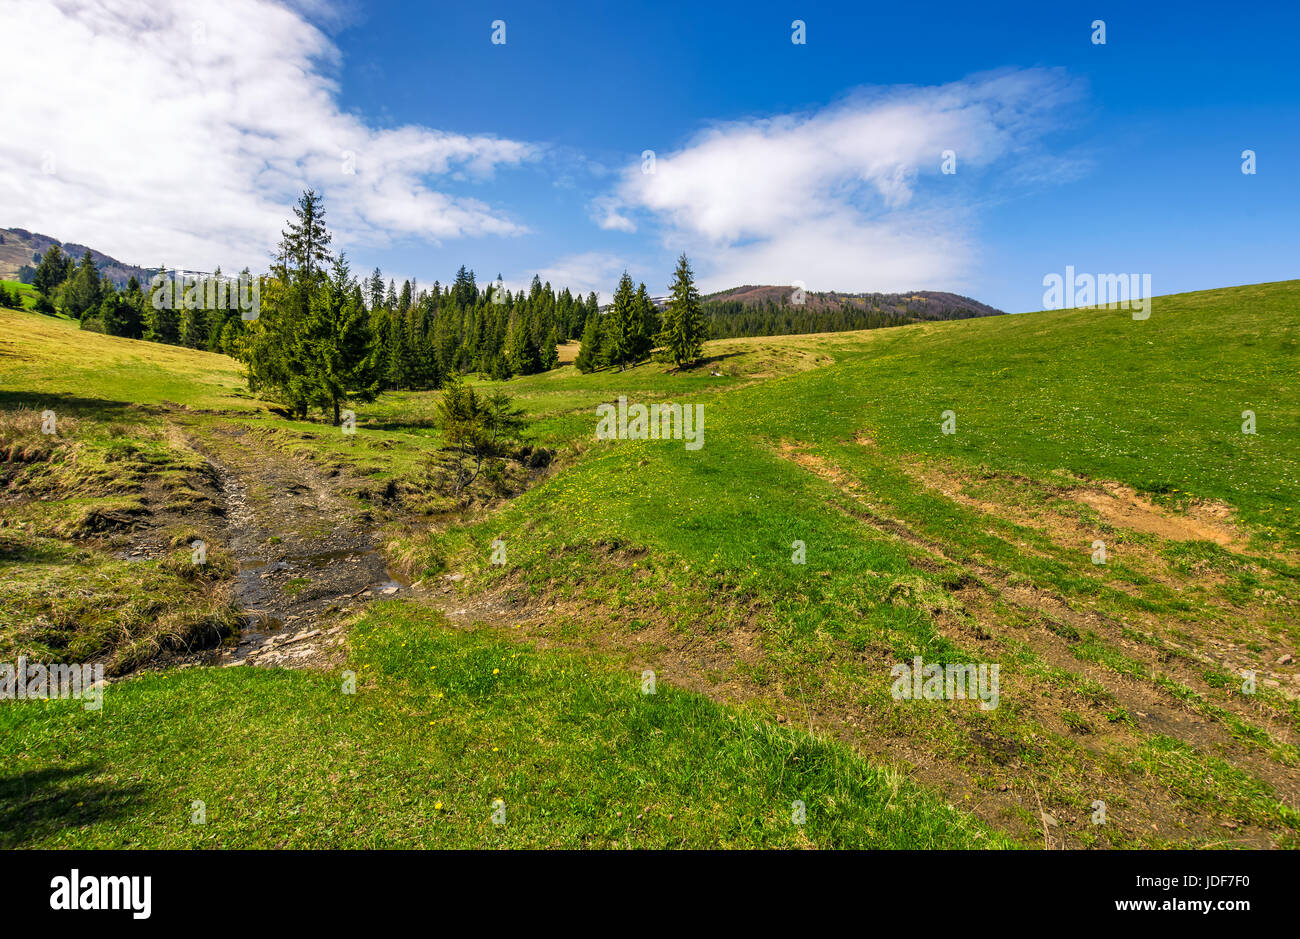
601 69 1084 293
0 0 537 271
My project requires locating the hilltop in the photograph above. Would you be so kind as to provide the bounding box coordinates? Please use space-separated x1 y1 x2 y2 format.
704 284 1005 318
698 284 1005 340
0 227 159 289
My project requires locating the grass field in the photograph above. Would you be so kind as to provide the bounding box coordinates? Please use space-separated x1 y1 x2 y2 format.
0 280 39 313
1 282 1298 848
0 604 1001 849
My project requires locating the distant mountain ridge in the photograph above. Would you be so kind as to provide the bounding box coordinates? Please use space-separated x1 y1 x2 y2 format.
0 227 160 289
704 284 1005 319
0 226 1006 329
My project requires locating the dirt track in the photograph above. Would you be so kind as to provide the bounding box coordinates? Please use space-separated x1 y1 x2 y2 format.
178 419 409 668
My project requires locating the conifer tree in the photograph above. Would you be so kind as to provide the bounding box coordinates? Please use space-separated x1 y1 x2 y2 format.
145 266 181 344
300 255 380 425
605 271 638 370
574 312 604 373
658 253 706 367
540 325 560 371
632 282 658 361
278 189 332 278
65 249 102 319
239 190 335 418
367 268 385 310
504 308 540 375
32 244 69 298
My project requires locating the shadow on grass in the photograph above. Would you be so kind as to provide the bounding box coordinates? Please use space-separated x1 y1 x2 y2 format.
0 390 152 421
692 350 744 368
0 763 149 848
361 418 439 432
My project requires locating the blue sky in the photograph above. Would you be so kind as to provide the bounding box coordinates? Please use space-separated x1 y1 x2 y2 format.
5 0 1298 312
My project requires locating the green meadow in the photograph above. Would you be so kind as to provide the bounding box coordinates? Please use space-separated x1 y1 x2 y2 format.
2 281 1298 848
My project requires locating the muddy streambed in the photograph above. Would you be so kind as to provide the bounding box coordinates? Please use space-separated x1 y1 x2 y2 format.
199 444 411 665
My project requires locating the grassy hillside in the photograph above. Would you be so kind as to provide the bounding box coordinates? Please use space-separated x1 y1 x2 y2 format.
0 306 248 410
1 279 39 312
1 281 1298 848
0 604 999 849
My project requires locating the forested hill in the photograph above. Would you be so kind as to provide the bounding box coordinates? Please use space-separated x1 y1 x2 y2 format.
0 227 158 288
701 285 1006 339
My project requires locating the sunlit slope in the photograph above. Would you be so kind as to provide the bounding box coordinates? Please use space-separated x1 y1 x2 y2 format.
787 279 1299 544
416 280 1300 847
1 308 251 412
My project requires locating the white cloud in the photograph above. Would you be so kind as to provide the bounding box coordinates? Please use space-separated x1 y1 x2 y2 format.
602 69 1084 293
0 0 538 272
588 197 637 233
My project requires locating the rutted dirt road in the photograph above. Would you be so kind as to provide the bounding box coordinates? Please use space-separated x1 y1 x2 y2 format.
179 419 411 668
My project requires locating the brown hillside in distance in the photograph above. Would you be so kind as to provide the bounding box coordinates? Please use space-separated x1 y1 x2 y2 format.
703 284 1005 319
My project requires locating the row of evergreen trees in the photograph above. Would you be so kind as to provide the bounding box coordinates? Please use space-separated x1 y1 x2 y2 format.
0 284 25 309
237 200 710 420
31 241 250 351
361 262 598 389
237 190 627 422
575 254 706 372
26 189 711 425
26 193 603 404
701 297 914 339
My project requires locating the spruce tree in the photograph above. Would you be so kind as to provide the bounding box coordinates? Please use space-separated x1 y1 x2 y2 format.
386 307 413 389
100 290 143 338
504 309 540 375
65 250 102 319
239 190 335 418
179 285 210 348
300 255 380 425
540 325 560 371
277 189 332 279
574 312 604 373
658 253 706 367
32 244 68 298
605 271 638 370
632 282 658 361
147 301 181 344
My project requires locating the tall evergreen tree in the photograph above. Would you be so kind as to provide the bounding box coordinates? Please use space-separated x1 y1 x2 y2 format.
300 255 380 425
504 308 540 375
64 249 102 319
574 312 604 373
32 244 69 298
605 271 638 370
367 267 385 311
540 325 560 371
658 253 706 367
240 190 335 418
101 290 143 338
277 189 332 278
179 278 210 349
451 265 477 308
632 282 658 361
